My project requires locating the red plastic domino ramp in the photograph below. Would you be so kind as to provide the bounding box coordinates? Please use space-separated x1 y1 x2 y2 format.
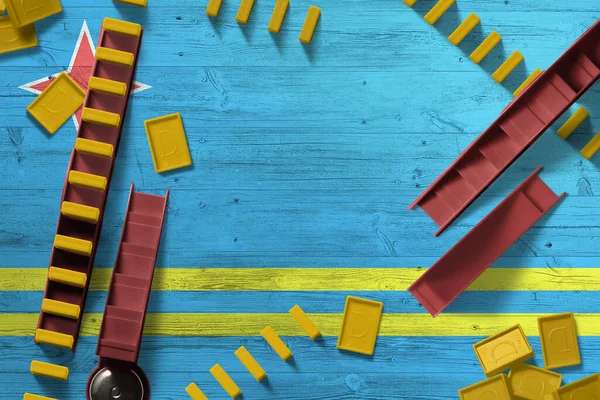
35 18 143 351
409 19 600 236
408 167 565 317
87 183 168 400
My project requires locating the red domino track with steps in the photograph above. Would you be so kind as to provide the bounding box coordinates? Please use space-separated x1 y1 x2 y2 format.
86 183 168 400
409 19 600 236
409 167 565 317
35 19 143 350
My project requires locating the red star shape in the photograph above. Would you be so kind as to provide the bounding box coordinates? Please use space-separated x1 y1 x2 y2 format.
20 21 151 129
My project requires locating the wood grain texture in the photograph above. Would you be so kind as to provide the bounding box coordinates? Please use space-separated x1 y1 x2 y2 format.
0 0 599 398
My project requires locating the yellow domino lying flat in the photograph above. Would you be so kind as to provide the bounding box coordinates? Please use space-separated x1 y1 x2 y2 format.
581 132 600 160
113 0 147 7
261 326 293 361
300 6 321 44
42 298 81 320
24 394 57 400
68 170 107 191
337 296 383 355
289 304 321 339
4 0 62 28
514 68 542 97
89 76 127 97
268 0 289 34
423 0 455 25
0 15 38 55
185 382 208 400
492 50 524 83
470 31 502 64
448 13 480 45
144 113 192 173
236 0 255 24
210 364 242 399
75 138 114 159
206 0 223 17
54 234 93 256
103 17 142 37
235 346 266 382
82 107 121 127
35 329 74 349
557 106 589 139
96 46 134 67
48 266 87 288
30 360 69 381
27 72 85 134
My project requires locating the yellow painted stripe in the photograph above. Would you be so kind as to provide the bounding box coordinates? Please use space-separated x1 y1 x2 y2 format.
299 6 321 44
88 76 127 97
267 0 289 34
61 200 101 223
557 106 589 139
581 131 600 160
42 298 81 320
103 17 142 37
424 0 455 25
96 46 134 67
513 68 543 97
48 267 87 288
68 170 107 191
113 0 147 6
492 50 524 83
2 313 600 337
30 360 69 380
82 107 121 127
448 13 480 45
34 328 74 349
470 31 502 64
54 234 93 256
236 0 255 24
3 268 600 292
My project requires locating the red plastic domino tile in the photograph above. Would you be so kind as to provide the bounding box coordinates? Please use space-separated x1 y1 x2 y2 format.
409 167 565 317
409 19 599 236
36 19 143 350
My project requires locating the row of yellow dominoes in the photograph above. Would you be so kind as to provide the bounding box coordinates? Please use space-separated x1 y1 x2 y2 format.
23 361 70 399
206 0 321 44
555 106 600 159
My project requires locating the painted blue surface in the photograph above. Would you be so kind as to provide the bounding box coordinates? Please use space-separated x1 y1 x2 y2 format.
1 0 599 398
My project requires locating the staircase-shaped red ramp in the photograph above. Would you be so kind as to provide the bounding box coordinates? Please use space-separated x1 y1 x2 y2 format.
35 18 143 350
409 167 565 317
409 19 599 236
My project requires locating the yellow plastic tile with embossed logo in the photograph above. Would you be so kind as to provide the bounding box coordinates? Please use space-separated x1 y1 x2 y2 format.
508 363 561 400
336 296 383 355
554 373 600 400
0 15 38 55
4 0 62 28
538 312 581 369
0 0 5 13
144 113 192 173
473 324 533 377
27 72 85 134
459 374 511 400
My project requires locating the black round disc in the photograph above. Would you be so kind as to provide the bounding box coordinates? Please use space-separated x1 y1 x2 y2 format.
89 365 144 400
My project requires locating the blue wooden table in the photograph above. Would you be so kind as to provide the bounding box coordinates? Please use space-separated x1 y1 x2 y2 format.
1 0 599 398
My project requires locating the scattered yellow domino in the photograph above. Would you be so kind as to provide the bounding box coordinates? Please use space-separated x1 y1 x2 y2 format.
470 31 502 64
185 382 208 400
424 0 455 25
96 46 134 67
75 138 114 159
235 346 267 382
30 360 69 381
4 0 62 28
299 6 321 44
68 170 107 191
62 200 101 223
89 76 127 97
206 0 223 17
103 17 142 37
48 266 87 288
491 50 524 83
289 304 321 339
82 107 121 127
26 72 85 134
0 0 5 14
0 15 38 55
24 394 57 400
402 0 416 7
210 364 242 399
54 234 93 256
144 113 192 173
581 132 600 160
35 329 74 349
42 298 81 320
261 326 293 361
113 0 147 7
513 68 542 97
448 13 480 45
236 0 255 24
557 106 589 139
268 0 289 34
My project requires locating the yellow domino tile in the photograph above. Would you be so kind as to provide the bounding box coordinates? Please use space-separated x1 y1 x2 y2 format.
82 107 121 127
48 266 87 288
470 31 502 64
42 298 81 320
68 170 107 191
206 0 223 17
492 50 524 83
261 326 293 361
113 0 147 7
54 234 93 256
473 324 534 377
0 15 38 55
236 0 255 24
402 0 417 7
185 382 208 400
268 0 289 34
557 106 589 139
103 17 142 37
554 373 600 400
4 0 62 28
508 363 562 400
0 0 5 14
299 6 321 44
210 364 242 399
30 360 69 381
538 312 581 369
289 304 321 340
144 113 192 173
24 394 57 400
337 296 383 355
448 13 480 45
235 346 267 382
513 68 543 97
96 46 134 67
26 72 85 134
581 132 600 160
34 328 74 349
89 76 127 97
423 0 455 25
75 138 114 159
459 374 511 400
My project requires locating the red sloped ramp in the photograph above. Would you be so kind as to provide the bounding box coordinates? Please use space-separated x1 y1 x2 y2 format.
409 19 600 236
408 167 565 317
